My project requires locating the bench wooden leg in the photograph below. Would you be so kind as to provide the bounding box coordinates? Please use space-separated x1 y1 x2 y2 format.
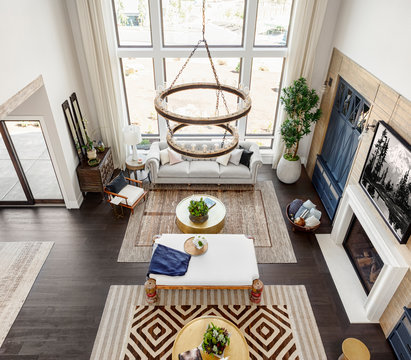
145 278 158 304
250 279 264 304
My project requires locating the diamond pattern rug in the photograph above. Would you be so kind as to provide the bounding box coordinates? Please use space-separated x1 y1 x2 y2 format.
124 305 298 360
90 286 326 360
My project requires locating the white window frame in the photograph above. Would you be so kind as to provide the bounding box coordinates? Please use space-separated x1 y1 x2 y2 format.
112 0 293 149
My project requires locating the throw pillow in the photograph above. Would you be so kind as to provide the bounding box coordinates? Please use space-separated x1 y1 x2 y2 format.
216 153 230 166
106 173 127 194
229 148 244 166
160 148 170 165
239 146 253 168
168 148 183 165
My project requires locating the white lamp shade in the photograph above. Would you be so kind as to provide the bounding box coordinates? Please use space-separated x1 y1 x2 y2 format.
123 125 142 145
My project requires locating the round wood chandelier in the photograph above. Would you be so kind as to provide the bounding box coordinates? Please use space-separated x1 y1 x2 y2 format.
154 0 251 158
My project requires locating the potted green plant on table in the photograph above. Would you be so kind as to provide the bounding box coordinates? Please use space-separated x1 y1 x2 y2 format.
277 77 322 184
188 197 209 224
202 323 230 358
83 135 97 160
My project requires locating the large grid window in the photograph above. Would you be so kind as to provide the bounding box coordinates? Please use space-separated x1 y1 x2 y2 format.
113 0 293 147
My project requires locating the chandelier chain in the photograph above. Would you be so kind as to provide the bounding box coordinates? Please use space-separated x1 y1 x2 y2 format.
164 0 233 146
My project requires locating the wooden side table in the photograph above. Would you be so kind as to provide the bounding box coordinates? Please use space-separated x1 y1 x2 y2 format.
76 148 114 198
171 316 249 360
125 155 149 182
338 338 370 360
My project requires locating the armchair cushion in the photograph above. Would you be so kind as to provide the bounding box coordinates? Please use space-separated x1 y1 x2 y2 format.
110 184 144 206
106 173 127 193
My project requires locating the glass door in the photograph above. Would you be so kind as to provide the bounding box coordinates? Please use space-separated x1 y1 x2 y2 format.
0 120 63 205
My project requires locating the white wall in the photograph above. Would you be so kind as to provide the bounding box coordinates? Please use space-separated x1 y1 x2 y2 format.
332 0 411 100
0 0 97 208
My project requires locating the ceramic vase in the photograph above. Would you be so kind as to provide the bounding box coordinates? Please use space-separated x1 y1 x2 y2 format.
87 148 97 160
276 155 301 184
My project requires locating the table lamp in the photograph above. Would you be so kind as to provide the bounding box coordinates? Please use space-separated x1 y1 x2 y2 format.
123 125 142 161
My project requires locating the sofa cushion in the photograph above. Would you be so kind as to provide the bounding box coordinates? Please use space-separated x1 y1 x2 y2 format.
158 161 190 178
229 148 244 165
189 161 220 178
216 153 230 166
239 146 253 168
219 163 251 178
168 149 183 165
160 148 170 165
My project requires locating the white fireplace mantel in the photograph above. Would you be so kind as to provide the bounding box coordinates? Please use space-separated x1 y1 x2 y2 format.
316 185 409 323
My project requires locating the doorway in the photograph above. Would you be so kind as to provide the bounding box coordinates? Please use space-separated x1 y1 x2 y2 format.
0 120 63 205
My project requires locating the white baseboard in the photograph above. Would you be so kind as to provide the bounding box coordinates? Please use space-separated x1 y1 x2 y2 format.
65 192 84 209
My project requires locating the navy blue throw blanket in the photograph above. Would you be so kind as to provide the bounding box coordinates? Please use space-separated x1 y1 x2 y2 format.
148 244 191 277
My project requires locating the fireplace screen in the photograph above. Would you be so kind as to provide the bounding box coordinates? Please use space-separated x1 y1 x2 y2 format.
343 215 383 294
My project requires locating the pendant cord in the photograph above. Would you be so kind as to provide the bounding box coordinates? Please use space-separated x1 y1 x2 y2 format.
165 0 231 146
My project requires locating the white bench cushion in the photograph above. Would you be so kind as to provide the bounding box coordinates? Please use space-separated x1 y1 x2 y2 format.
189 161 220 178
158 161 190 178
110 184 144 205
150 234 259 286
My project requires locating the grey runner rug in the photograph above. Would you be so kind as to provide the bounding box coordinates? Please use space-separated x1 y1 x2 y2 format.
0 241 53 347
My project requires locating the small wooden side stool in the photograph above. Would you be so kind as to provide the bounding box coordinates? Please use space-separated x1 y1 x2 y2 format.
338 338 370 360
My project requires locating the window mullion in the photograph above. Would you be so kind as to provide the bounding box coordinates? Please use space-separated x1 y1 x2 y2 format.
149 0 167 140
237 0 258 141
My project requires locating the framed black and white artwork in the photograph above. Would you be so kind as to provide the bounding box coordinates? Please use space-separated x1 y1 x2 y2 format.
360 121 411 244
62 100 83 161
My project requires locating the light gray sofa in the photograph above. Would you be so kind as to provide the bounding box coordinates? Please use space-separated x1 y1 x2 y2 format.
146 141 262 185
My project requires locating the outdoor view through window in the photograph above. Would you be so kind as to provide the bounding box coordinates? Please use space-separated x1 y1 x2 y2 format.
113 0 293 147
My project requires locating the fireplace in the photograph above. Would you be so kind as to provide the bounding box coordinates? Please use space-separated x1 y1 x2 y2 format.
343 215 383 294
316 185 408 323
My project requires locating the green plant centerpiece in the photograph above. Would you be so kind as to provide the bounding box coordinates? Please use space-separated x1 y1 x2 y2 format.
202 322 230 358
188 197 209 224
277 77 322 184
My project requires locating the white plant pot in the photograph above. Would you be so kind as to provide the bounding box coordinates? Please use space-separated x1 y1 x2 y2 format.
87 149 97 160
276 155 301 184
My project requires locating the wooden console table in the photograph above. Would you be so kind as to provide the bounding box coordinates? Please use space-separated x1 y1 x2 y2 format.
76 147 114 197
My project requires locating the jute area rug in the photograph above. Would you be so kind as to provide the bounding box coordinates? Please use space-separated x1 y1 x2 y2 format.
118 181 296 263
0 241 53 347
90 285 326 360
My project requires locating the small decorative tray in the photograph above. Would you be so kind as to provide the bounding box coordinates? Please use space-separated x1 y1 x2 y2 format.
184 237 208 256
88 158 101 167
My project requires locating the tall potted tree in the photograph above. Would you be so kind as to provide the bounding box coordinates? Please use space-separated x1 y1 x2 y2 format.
277 77 322 184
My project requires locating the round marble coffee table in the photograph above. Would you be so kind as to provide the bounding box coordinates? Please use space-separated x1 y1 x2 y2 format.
171 316 249 360
175 194 226 234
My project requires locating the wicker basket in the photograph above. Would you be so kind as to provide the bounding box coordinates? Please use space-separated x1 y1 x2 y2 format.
286 203 321 232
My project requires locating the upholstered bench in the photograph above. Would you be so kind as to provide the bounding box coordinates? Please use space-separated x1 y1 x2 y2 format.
146 234 263 303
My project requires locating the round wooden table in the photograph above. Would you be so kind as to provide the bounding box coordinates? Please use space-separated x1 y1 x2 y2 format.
176 194 226 234
338 338 370 360
172 316 249 360
125 155 149 181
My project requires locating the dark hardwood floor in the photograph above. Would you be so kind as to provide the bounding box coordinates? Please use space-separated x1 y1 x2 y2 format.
0 165 395 359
